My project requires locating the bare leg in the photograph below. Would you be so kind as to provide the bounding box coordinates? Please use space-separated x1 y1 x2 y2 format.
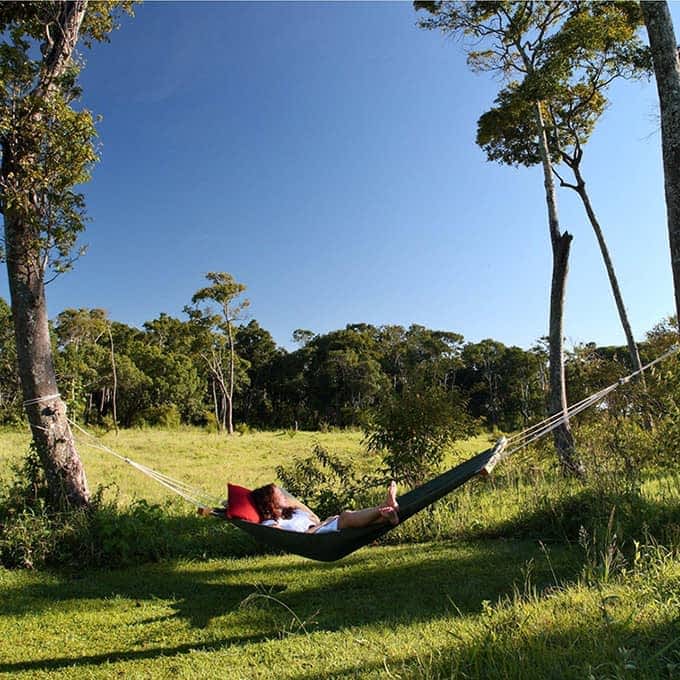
383 481 398 509
333 482 401 530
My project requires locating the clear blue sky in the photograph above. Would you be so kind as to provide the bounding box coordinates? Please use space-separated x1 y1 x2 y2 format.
2 1 678 351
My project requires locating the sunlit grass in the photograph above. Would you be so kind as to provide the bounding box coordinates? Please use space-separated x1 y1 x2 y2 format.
1 539 678 679
1 427 679 678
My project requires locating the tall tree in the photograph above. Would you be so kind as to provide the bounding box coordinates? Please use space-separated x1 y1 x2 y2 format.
640 1 680 325
476 4 649 378
0 2 132 508
186 272 249 434
416 1 583 474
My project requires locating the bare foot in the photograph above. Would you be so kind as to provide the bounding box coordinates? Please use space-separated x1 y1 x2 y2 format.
197 507 213 517
379 506 400 526
384 481 399 510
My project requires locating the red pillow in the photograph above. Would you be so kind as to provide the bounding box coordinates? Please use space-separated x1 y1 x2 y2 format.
226 484 261 523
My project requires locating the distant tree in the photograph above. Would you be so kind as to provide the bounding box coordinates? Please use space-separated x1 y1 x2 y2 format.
377 324 464 392
54 308 110 419
304 325 387 427
235 320 281 425
0 297 20 423
0 1 133 508
499 345 546 429
641 1 680 325
292 329 315 347
460 339 506 427
186 272 250 434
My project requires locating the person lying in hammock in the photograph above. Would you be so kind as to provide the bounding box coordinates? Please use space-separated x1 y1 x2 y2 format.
250 482 399 534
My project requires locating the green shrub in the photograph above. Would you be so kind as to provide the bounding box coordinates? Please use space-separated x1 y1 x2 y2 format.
363 383 479 485
132 404 182 429
276 443 377 518
0 448 261 569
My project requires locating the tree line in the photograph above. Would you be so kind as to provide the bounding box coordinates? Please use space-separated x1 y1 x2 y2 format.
1 283 674 437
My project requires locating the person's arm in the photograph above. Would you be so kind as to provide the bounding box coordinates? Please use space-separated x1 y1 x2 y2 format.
279 489 320 524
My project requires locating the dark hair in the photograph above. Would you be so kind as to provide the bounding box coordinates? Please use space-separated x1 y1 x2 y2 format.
251 484 294 521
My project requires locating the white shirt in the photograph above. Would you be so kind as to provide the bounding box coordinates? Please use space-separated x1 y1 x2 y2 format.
261 508 315 533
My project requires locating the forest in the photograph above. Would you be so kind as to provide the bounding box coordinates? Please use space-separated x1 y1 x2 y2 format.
1 291 677 435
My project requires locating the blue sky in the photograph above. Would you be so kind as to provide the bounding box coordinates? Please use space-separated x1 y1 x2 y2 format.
2 1 678 351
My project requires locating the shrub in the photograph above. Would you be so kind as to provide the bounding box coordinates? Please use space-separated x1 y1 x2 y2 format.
276 443 378 518
132 404 182 429
235 422 252 435
363 383 479 485
0 448 258 569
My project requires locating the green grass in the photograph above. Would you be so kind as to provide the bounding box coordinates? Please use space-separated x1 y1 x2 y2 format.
1 428 679 678
1 541 678 679
0 427 367 504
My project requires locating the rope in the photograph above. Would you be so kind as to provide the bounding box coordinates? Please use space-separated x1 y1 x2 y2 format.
23 393 61 406
502 344 680 458
67 419 224 509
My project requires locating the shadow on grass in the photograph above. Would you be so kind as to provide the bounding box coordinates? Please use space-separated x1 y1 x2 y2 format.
286 618 680 680
472 487 680 545
0 539 583 675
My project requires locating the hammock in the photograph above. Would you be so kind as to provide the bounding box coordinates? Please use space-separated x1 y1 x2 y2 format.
212 438 507 562
63 344 678 562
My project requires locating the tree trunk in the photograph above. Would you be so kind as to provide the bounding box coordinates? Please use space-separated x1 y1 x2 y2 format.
4 212 89 508
572 172 644 376
641 1 680 326
534 101 584 476
211 378 220 431
1 0 91 509
227 321 235 435
107 323 119 436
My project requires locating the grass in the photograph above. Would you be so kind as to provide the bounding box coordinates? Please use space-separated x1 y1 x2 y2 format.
1 541 678 679
1 427 679 678
0 427 367 504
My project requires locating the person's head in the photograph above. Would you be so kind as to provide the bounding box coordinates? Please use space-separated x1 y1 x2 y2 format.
251 483 290 520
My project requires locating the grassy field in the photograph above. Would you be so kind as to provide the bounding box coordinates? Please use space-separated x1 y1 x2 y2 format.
1 428 679 679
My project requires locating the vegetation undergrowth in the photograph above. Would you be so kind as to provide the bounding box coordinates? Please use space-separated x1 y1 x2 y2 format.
1 422 679 572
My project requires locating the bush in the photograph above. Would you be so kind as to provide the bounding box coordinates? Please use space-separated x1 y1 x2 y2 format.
235 422 252 435
363 383 479 485
0 449 259 569
132 404 182 429
276 443 378 518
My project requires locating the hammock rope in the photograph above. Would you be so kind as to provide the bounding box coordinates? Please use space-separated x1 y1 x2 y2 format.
500 344 679 460
52 343 677 513
20 344 679 561
67 420 224 508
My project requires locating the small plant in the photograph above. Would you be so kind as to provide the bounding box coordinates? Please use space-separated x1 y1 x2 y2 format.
578 508 626 586
234 422 252 435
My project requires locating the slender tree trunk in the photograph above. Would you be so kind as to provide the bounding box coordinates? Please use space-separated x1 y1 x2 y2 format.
641 1 680 326
4 212 89 508
211 378 220 431
534 102 584 477
107 323 119 436
227 321 235 434
569 167 644 376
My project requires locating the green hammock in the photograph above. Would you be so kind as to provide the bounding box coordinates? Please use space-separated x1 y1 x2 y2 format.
214 438 508 562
